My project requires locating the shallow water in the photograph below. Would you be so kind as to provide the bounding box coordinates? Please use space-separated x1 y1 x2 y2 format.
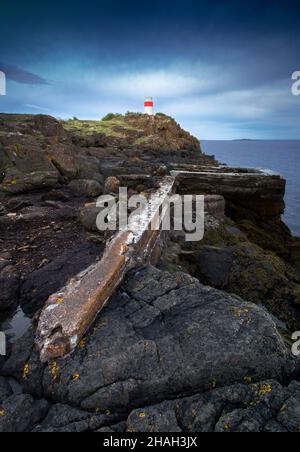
1 307 31 343
202 140 300 237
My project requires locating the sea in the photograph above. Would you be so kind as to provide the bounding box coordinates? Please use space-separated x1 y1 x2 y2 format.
201 140 300 237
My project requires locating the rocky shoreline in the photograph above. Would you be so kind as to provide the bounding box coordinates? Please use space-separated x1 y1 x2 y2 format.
1 113 300 432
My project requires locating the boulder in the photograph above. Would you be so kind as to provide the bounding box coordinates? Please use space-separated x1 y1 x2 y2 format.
126 380 300 433
104 176 121 194
76 155 104 184
68 179 103 197
197 246 233 288
0 377 12 404
1 169 59 194
0 261 20 312
20 243 101 316
34 266 295 414
79 204 102 232
0 394 49 433
32 404 120 433
46 144 79 179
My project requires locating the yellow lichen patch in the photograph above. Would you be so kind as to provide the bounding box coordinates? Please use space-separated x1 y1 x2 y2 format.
55 297 64 305
259 383 272 395
0 409 5 417
233 307 250 318
71 373 81 381
95 407 100 414
105 410 111 416
23 363 30 380
244 376 252 384
50 361 58 381
78 339 86 349
233 307 253 325
139 412 146 419
258 383 272 396
223 423 230 430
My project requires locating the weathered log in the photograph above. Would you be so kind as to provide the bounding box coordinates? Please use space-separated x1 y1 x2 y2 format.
36 177 176 362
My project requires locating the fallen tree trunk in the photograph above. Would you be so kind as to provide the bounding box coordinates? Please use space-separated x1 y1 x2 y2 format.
36 176 176 362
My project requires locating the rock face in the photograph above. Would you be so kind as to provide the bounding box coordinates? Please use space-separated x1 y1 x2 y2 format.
0 377 12 403
0 266 298 432
20 242 102 317
0 394 49 433
64 113 202 154
167 217 300 332
1 112 300 433
0 114 216 195
174 168 286 220
0 115 75 194
126 380 300 433
68 179 103 197
197 246 233 288
0 253 20 312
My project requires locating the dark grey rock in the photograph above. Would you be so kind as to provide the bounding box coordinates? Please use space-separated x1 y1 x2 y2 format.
127 401 182 432
1 326 45 398
68 179 103 197
126 379 300 433
1 169 59 194
80 204 102 232
32 403 120 432
0 262 20 312
77 156 104 184
38 266 295 416
42 189 71 203
20 243 100 316
197 246 233 288
0 394 49 432
17 204 78 223
0 377 12 403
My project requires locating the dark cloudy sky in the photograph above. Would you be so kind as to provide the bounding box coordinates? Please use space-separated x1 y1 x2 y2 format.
0 0 300 139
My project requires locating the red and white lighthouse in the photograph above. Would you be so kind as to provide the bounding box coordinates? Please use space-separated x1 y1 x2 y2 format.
144 97 154 115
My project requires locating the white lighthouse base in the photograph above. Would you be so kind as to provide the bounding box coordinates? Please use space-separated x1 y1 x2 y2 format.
144 106 154 116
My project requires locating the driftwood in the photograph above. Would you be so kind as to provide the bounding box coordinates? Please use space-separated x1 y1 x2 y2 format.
36 167 286 362
36 177 176 362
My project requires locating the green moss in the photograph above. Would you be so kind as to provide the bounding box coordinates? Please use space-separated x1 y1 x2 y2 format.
62 116 137 138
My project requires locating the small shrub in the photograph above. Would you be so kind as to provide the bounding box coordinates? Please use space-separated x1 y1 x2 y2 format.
102 113 118 121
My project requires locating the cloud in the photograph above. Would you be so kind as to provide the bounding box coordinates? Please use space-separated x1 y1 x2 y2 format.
23 104 51 112
0 63 49 85
85 63 235 99
162 81 295 121
1 59 299 140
